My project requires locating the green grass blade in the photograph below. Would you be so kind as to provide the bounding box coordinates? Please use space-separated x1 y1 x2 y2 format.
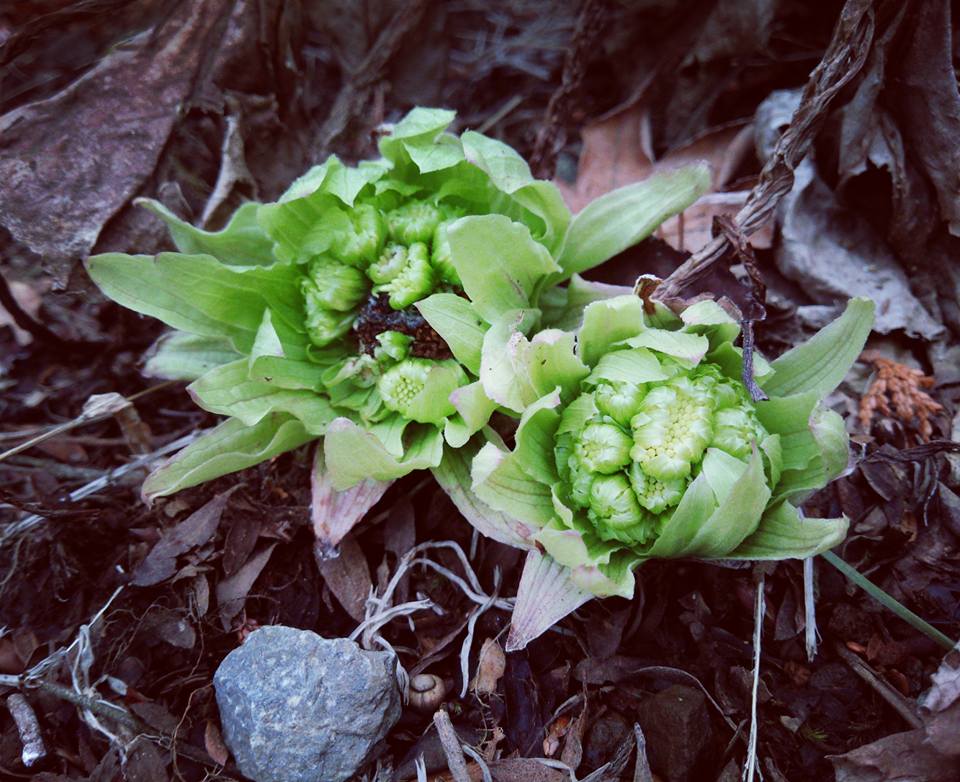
821 551 956 651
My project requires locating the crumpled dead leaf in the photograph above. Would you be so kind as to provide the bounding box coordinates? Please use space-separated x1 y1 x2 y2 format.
216 542 277 630
775 156 943 340
0 0 233 283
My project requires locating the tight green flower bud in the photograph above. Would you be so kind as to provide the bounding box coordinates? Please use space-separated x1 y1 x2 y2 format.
367 243 408 285
594 382 646 427
386 201 442 245
566 454 595 508
304 299 354 347
628 462 685 514
431 220 462 287
377 356 457 421
304 258 368 311
630 378 715 480
710 407 757 459
330 204 386 267
381 242 435 310
374 330 412 362
575 421 633 474
587 473 643 530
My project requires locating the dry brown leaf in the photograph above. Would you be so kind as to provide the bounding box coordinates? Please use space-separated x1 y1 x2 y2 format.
557 107 772 255
204 719 230 766
471 638 506 697
216 542 277 630
315 534 373 622
132 487 238 587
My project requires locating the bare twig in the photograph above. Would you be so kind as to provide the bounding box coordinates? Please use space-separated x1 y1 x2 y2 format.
834 642 923 729
0 431 197 546
655 0 876 305
433 708 471 782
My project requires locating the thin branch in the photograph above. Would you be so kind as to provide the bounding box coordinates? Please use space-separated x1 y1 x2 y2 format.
655 0 876 305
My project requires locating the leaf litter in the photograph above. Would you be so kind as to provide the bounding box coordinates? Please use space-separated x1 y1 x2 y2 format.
1 1 960 781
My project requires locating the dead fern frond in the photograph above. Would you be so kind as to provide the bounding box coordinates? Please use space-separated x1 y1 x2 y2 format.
859 351 943 442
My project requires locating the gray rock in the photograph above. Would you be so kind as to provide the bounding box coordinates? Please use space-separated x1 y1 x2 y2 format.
636 685 712 782
214 626 400 782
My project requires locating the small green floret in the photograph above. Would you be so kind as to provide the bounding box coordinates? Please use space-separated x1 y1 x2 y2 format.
367 243 409 285
304 298 354 347
378 358 431 415
330 204 386 267
386 201 443 245
594 381 646 427
380 242 435 309
304 258 369 311
588 473 644 530
630 377 715 481
374 331 413 362
628 463 684 514
575 421 633 474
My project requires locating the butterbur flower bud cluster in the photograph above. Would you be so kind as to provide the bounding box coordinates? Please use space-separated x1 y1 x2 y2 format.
558 368 771 547
86 106 710 499
299 200 466 349
469 294 875 615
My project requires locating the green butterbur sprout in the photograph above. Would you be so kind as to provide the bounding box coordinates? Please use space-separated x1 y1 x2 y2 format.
575 421 632 474
374 331 412 362
368 243 409 285
588 473 645 531
303 281 356 346
628 463 684 515
629 376 717 481
594 381 645 427
377 358 432 417
86 106 712 499
469 295 876 616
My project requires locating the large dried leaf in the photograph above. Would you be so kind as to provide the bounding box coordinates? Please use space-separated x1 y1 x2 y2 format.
314 534 373 622
0 0 234 282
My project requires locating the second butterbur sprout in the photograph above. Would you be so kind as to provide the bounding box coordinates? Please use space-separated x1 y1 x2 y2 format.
561 369 772 545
